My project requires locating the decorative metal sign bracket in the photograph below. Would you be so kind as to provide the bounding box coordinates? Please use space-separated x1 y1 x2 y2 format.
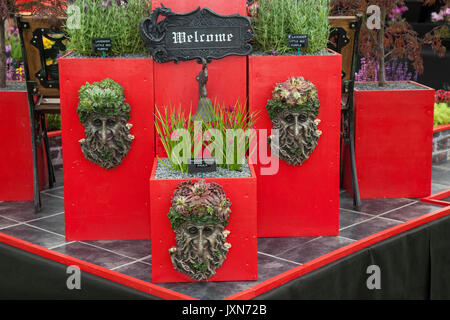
139 4 253 63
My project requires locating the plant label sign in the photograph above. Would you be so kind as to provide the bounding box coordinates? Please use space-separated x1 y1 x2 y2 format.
139 5 253 63
288 34 308 48
188 158 217 175
92 38 112 52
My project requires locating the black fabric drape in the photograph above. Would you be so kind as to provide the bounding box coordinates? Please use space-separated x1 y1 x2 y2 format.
254 215 450 300
0 242 161 300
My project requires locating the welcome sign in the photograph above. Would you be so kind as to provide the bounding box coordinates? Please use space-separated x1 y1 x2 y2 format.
140 5 253 63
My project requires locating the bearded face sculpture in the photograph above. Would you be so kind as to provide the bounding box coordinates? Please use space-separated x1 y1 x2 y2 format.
168 179 232 281
266 77 322 166
77 78 134 170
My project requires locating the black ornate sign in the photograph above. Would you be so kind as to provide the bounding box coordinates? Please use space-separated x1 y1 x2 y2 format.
139 4 253 63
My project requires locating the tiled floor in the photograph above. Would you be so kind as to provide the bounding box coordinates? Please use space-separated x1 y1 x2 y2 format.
0 163 449 300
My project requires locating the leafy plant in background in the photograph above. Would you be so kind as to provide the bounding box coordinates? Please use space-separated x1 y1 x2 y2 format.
155 101 258 173
65 0 150 56
1 0 67 88
329 0 447 87
355 56 418 81
434 89 450 125
46 114 61 131
251 0 331 55
5 26 24 81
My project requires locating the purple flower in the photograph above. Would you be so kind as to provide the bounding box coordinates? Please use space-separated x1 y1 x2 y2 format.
431 12 444 22
271 48 278 56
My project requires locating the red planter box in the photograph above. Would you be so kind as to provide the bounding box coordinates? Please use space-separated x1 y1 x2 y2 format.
59 56 155 240
0 88 48 201
343 81 435 199
149 160 257 283
152 0 247 158
248 52 342 237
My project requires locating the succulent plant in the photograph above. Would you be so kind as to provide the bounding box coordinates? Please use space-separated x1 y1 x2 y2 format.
77 78 131 123
267 77 320 120
168 179 232 230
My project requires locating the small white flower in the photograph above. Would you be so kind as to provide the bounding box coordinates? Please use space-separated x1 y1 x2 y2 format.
126 123 133 130
79 138 86 144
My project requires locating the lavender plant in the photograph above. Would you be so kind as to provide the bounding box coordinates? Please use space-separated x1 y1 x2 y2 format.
65 0 150 56
355 57 418 82
251 0 331 55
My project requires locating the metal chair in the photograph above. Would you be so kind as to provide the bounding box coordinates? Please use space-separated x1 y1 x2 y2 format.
328 14 363 210
16 13 67 212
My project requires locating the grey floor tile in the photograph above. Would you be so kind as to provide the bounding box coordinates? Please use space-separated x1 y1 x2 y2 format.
0 201 35 222
43 187 64 198
84 239 151 259
0 194 64 223
27 213 65 236
381 202 442 222
339 192 416 215
114 261 152 283
258 236 317 256
157 253 298 300
52 242 134 269
339 209 373 229
431 183 450 195
53 168 64 188
278 237 354 264
0 224 67 248
432 166 450 186
339 217 401 241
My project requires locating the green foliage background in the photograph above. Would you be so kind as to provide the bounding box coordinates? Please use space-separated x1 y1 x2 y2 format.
434 103 450 126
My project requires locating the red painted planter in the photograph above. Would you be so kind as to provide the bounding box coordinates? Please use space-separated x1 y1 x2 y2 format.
343 81 435 199
152 0 247 158
0 88 48 201
149 160 257 283
248 52 342 237
59 56 155 240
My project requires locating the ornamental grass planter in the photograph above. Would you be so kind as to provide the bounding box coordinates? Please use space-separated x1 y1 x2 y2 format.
342 81 435 199
59 54 155 240
248 51 342 237
149 159 257 283
0 85 48 201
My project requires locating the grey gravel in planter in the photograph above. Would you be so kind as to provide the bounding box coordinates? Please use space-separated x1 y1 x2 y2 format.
154 158 251 180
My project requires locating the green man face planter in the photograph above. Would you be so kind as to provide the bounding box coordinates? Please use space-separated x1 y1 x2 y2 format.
168 179 232 281
77 79 134 170
266 77 322 166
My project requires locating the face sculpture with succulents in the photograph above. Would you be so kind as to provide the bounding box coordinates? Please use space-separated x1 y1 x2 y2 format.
168 179 232 281
77 78 134 170
266 77 322 166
